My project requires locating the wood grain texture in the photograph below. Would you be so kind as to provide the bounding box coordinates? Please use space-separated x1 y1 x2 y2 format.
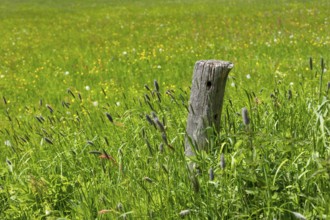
185 60 233 157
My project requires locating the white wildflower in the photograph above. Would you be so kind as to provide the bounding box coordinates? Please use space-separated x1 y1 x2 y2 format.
4 140 11 147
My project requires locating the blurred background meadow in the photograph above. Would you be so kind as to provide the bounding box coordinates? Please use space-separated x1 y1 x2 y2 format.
0 0 329 219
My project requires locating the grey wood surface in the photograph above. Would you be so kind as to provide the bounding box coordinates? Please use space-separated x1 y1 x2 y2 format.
185 60 233 157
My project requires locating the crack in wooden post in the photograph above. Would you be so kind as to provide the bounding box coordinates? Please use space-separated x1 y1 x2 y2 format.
185 60 233 157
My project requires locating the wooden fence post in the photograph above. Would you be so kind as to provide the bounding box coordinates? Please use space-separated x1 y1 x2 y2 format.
185 60 233 157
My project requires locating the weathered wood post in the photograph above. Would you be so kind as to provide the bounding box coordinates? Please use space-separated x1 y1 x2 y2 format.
185 60 233 157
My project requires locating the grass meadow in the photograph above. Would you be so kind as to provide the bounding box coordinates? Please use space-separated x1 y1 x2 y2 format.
1 0 330 219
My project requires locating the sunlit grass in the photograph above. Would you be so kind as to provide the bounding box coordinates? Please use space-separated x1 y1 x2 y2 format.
1 0 329 219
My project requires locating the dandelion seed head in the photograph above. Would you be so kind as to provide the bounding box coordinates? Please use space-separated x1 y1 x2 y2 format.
246 74 251 79
85 86 90 91
64 71 69 75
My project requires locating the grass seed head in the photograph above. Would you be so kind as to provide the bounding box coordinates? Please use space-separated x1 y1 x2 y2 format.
154 79 159 92
161 132 169 145
99 153 117 164
7 159 13 172
46 104 54 114
209 167 214 181
143 176 153 183
6 158 12 166
242 107 250 125
101 87 107 96
146 114 154 126
321 57 325 73
144 84 151 91
89 150 102 155
151 111 157 119
105 112 114 123
144 94 150 102
309 57 313 70
35 116 44 124
87 140 94 146
288 89 292 100
220 153 226 169
156 92 161 102
154 118 165 132
62 101 70 108
67 88 75 98
44 137 53 145
159 143 164 153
